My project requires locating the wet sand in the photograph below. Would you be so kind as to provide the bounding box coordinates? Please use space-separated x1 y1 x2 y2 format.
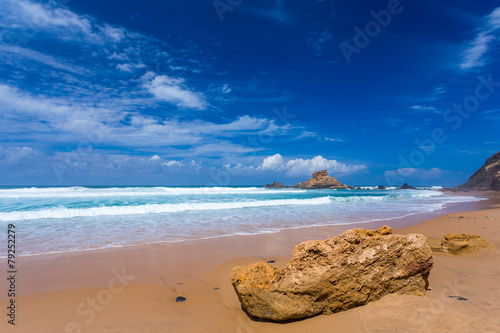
1 192 499 332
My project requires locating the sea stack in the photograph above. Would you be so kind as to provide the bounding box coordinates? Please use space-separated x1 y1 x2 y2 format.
456 150 500 191
265 170 353 190
294 170 351 189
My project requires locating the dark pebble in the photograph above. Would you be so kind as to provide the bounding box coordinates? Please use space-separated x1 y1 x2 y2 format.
449 296 468 301
175 296 187 303
214 288 220 290
267 260 275 263
176 282 183 285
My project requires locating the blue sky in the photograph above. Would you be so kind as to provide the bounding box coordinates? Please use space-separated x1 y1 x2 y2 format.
0 0 499 186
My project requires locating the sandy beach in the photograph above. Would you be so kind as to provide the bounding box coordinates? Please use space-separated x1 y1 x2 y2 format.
1 192 500 333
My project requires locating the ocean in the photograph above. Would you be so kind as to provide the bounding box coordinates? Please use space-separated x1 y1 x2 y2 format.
0 186 483 257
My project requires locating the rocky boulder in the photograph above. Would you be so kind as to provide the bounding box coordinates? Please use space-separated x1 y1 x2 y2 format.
428 233 496 255
456 150 500 191
294 170 350 189
231 226 433 321
400 183 417 189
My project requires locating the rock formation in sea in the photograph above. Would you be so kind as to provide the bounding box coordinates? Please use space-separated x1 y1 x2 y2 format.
265 170 354 190
400 183 417 189
456 150 500 191
428 233 496 255
231 226 433 321
264 182 288 189
294 170 352 189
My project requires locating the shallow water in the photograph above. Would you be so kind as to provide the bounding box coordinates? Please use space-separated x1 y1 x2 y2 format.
0 186 482 256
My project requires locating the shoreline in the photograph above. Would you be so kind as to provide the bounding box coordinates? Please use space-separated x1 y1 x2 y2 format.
1 191 499 332
5 190 490 260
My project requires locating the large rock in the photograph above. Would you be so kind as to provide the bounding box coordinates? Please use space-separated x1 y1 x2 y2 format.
428 233 496 255
294 170 350 189
231 226 433 321
456 150 500 191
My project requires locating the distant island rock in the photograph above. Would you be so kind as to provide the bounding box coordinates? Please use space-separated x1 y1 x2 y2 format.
400 183 417 190
456 150 500 191
264 182 288 189
265 170 354 190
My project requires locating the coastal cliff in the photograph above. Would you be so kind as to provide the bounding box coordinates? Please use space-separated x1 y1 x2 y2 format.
456 150 500 191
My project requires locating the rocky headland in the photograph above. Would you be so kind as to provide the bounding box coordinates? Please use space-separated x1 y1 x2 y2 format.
455 150 500 191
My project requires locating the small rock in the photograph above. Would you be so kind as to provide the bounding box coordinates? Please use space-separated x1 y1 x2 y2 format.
266 260 275 263
175 296 187 303
449 296 468 301
213 288 220 290
428 233 496 255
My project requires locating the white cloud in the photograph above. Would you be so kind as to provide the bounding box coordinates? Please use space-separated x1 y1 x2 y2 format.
0 84 289 150
0 0 129 44
384 167 445 180
161 160 182 167
410 105 441 113
116 62 146 72
224 154 367 176
149 155 160 161
461 32 495 70
222 84 231 93
0 146 36 164
261 154 286 171
325 137 344 142
0 45 85 74
285 155 366 176
460 6 500 70
141 72 207 110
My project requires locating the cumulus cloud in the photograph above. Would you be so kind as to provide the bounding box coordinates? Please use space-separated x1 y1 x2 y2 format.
285 156 366 176
149 155 161 161
261 154 286 171
460 6 500 70
0 146 36 164
141 72 207 110
224 154 367 176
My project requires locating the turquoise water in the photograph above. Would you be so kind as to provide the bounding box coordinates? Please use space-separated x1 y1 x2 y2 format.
0 186 482 256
